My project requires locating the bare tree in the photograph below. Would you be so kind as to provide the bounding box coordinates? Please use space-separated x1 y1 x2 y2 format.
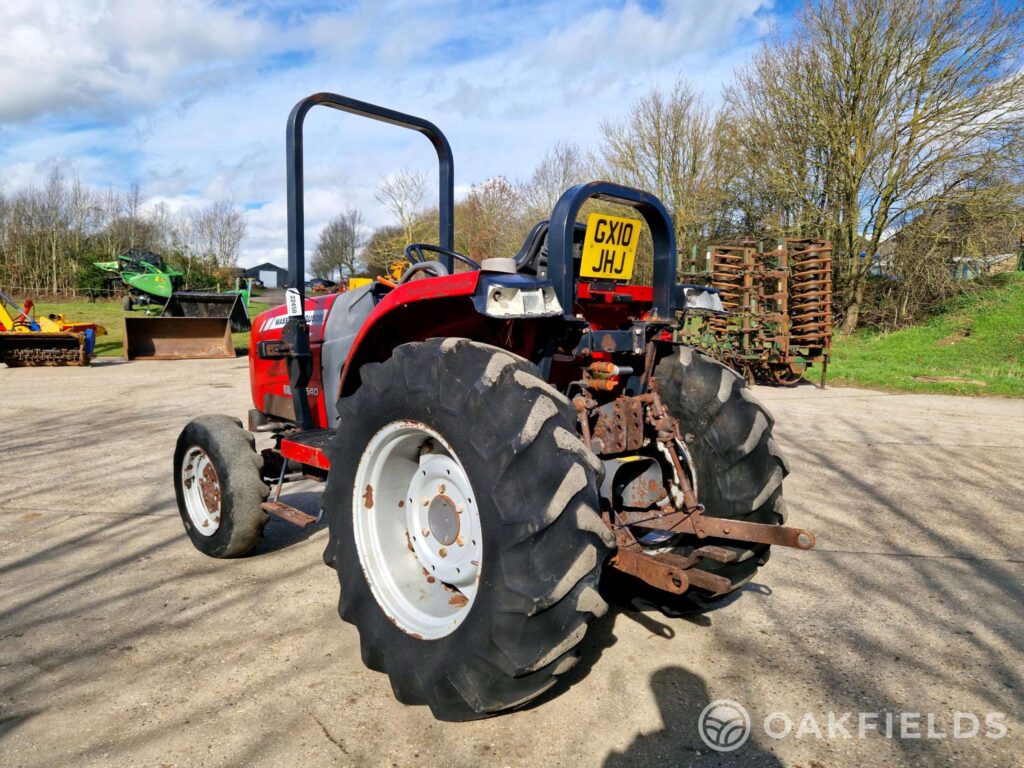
726 0 1024 330
187 200 247 271
454 177 528 261
519 142 595 221
601 79 729 248
312 208 365 281
376 169 429 246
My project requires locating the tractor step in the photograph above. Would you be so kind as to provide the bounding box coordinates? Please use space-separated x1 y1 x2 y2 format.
279 429 334 471
261 500 319 528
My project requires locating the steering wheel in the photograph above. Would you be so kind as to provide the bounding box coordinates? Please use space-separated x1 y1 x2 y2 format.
405 243 480 272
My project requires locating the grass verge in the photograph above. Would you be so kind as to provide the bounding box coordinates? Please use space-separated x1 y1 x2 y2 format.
825 273 1024 398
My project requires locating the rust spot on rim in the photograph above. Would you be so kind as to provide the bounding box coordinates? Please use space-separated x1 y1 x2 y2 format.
362 484 374 508
448 594 469 607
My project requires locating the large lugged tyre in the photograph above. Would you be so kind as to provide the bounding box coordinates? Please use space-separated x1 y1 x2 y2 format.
323 338 614 721
654 347 789 600
173 415 269 558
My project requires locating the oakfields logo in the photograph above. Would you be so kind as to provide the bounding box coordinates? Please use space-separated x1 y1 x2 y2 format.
698 700 751 752
698 699 1008 752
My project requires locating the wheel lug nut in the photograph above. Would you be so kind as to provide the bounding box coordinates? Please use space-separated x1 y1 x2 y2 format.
421 528 430 538
422 497 430 506
438 547 448 558
456 536 464 547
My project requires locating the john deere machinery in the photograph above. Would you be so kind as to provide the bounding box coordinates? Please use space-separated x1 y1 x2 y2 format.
94 250 183 311
679 238 833 386
95 250 252 359
0 291 106 367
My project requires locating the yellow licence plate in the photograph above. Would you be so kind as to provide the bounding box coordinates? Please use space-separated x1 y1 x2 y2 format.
579 212 640 281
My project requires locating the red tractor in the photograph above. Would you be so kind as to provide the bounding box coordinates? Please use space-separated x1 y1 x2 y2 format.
174 93 815 721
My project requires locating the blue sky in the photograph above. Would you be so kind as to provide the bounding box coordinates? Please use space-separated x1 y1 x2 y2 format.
0 0 795 266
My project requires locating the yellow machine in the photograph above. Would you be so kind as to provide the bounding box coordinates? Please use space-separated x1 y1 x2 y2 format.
388 260 407 281
0 291 107 366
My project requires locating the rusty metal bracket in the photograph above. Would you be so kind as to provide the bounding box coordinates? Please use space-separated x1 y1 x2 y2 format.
610 547 736 596
609 515 741 596
591 397 646 453
616 507 815 550
262 500 319 528
612 548 689 594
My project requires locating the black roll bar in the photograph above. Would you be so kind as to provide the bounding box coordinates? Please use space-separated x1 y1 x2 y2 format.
547 182 677 320
286 92 455 290
282 92 455 428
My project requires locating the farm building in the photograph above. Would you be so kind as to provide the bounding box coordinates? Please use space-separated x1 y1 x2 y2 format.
241 261 288 288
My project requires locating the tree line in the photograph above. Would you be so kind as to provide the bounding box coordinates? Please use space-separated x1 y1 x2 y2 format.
3 0 1020 329
0 169 247 297
315 0 1024 330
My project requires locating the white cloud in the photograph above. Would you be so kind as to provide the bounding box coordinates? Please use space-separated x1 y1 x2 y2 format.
0 0 776 268
0 0 266 122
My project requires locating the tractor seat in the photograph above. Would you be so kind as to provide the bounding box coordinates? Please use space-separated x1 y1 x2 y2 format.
513 220 587 276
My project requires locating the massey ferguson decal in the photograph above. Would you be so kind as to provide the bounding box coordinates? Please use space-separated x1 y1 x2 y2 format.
261 309 326 332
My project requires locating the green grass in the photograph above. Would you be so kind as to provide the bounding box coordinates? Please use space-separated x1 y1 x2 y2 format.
825 273 1024 397
32 299 250 357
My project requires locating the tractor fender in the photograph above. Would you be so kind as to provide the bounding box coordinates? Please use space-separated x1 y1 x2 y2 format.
337 271 484 400
320 283 375 427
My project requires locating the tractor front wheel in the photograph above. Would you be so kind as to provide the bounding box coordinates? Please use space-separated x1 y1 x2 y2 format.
323 338 613 720
173 415 269 557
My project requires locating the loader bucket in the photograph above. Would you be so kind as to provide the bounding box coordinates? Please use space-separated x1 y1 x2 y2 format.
162 292 250 332
123 316 235 360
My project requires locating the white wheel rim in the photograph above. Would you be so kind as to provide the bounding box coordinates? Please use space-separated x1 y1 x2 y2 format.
181 446 222 536
353 421 483 639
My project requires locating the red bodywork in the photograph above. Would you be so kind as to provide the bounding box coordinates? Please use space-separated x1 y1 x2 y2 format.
250 272 484 429
249 292 340 428
250 273 658 469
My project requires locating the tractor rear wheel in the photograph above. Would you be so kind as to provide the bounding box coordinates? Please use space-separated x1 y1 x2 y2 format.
323 338 613 721
173 415 269 557
653 347 789 605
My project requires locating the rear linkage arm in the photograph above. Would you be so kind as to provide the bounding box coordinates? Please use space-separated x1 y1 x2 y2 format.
577 343 815 597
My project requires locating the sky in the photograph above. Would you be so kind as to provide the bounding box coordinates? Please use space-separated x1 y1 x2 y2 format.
0 0 795 268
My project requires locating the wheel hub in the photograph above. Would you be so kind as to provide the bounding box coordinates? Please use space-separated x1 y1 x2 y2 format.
181 447 221 535
353 422 483 639
199 463 222 514
427 494 459 545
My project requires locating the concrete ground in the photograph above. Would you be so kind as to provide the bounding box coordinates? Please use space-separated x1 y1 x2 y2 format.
1 358 1021 767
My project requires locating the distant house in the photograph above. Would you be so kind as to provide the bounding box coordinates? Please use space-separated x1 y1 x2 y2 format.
241 262 288 289
951 252 1018 280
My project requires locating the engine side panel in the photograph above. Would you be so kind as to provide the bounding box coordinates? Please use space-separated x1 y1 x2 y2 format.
249 293 338 427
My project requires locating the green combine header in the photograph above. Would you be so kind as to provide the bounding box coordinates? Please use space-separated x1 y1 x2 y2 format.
95 250 252 360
